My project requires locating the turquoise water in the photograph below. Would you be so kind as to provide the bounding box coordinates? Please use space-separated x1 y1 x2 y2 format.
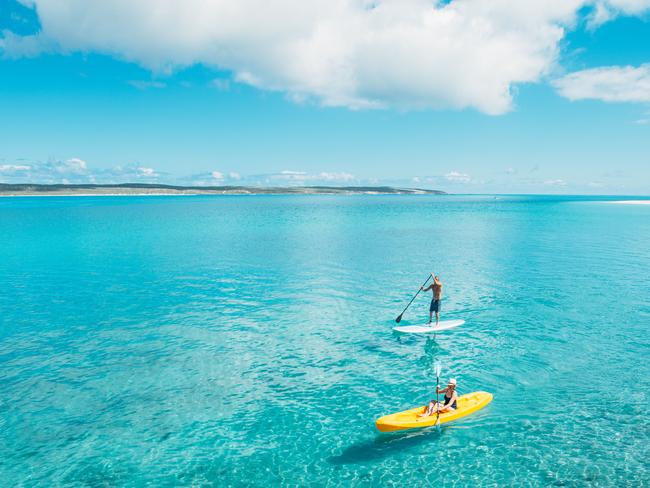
1 195 649 486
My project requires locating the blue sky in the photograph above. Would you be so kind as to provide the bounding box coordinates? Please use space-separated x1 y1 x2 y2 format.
1 0 649 194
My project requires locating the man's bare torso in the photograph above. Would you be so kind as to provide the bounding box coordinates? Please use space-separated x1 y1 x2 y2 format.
432 282 443 300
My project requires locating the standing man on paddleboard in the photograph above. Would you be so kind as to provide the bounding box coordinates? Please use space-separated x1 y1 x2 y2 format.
421 274 443 325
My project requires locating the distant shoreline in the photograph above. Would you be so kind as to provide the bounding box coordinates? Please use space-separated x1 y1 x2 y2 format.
0 183 445 197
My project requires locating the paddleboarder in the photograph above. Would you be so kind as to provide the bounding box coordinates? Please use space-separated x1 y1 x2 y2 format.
421 274 443 325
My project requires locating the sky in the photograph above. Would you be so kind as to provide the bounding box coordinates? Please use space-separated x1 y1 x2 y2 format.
0 0 649 194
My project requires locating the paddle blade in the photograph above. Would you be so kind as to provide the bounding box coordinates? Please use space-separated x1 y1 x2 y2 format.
434 361 442 377
395 314 403 323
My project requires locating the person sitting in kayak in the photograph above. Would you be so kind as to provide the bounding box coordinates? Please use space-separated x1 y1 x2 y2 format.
419 378 458 417
421 274 443 325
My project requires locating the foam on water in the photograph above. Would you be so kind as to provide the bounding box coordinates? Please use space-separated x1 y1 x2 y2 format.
1 194 649 486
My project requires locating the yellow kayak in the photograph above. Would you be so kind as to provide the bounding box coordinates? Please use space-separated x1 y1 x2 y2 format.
375 391 493 432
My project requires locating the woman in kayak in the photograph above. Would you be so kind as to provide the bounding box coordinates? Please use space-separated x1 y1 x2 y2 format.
419 378 458 417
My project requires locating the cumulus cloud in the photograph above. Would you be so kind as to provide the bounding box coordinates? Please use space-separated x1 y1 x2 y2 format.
22 158 90 182
173 169 356 186
554 64 650 103
90 164 163 182
0 158 163 184
268 171 356 183
62 158 87 172
178 170 232 186
407 171 476 187
321 172 355 182
5 0 650 114
544 178 567 186
588 0 650 26
0 164 31 172
445 171 471 183
136 166 157 177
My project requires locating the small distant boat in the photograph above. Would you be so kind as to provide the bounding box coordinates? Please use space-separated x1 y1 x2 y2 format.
393 319 465 334
375 391 493 432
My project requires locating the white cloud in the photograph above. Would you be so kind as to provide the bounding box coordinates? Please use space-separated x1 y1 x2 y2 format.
0 158 127 183
177 169 355 186
0 30 50 58
0 160 360 187
128 80 166 90
268 170 355 183
553 64 650 103
0 164 31 172
210 79 230 91
64 158 87 172
316 172 355 182
278 170 307 177
608 0 650 11
137 166 157 177
6 1 650 114
5 158 90 181
445 171 471 183
180 170 246 186
588 0 650 26
544 178 567 186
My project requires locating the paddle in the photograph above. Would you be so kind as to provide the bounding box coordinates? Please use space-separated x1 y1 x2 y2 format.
395 273 432 323
434 361 442 431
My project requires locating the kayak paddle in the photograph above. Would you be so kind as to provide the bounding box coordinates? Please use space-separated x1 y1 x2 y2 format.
435 361 442 430
395 273 432 323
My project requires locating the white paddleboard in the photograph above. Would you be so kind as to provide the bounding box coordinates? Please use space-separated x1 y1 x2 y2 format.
393 319 465 334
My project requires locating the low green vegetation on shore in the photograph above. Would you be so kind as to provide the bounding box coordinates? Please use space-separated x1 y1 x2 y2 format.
0 183 445 196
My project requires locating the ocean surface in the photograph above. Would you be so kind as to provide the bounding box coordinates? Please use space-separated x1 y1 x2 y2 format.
1 194 649 487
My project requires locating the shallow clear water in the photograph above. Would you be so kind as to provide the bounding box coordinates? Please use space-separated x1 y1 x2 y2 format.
1 195 649 486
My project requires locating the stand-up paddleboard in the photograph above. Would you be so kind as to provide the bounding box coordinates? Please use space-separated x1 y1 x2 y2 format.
376 391 492 432
393 319 465 334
